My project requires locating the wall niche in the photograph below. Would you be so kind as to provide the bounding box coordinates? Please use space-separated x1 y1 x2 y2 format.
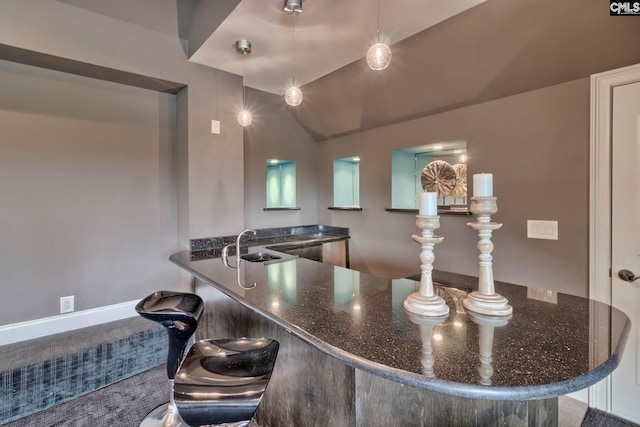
266 159 298 209
390 140 468 214
332 156 361 210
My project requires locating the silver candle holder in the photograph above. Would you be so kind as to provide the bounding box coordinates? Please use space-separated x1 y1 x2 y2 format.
404 215 450 317
463 197 512 316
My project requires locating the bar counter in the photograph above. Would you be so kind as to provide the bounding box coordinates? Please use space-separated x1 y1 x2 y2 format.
170 246 629 426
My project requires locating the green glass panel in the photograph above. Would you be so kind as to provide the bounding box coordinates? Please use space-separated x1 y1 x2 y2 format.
333 158 359 207
266 160 296 208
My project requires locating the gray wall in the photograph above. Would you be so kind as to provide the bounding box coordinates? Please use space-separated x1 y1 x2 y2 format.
244 89 318 228
315 79 589 297
244 78 591 297
0 0 245 243
239 0 633 299
0 0 615 327
0 1 245 325
0 60 178 323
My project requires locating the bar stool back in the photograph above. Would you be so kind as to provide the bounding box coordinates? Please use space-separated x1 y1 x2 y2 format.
135 291 204 427
173 338 279 427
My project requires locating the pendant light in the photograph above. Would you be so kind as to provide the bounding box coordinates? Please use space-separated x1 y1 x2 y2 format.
235 39 253 127
237 109 252 127
284 0 303 106
285 85 303 107
366 0 391 71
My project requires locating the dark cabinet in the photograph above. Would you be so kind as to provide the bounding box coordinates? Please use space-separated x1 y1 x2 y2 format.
274 240 348 268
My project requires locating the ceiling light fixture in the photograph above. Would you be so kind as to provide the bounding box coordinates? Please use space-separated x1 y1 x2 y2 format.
366 0 391 71
284 0 303 107
235 39 253 127
283 0 302 16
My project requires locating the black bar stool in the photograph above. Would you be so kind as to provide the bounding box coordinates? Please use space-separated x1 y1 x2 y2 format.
135 291 204 427
173 338 279 427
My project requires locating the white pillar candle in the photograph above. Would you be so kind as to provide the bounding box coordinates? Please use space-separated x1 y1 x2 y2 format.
473 173 493 197
419 192 438 216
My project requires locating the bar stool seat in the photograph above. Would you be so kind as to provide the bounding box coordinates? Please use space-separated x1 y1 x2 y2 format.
135 291 204 427
173 338 279 427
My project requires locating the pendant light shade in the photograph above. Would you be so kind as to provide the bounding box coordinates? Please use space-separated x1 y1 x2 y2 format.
235 39 253 127
367 0 391 71
366 42 391 70
237 109 252 127
285 85 303 106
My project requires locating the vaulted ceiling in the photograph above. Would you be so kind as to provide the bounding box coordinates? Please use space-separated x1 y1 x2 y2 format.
291 0 640 140
55 0 640 141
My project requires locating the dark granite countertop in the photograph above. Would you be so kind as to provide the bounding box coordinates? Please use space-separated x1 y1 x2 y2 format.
170 247 629 401
189 225 349 260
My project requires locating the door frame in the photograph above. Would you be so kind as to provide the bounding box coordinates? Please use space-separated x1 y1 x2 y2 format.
589 62 640 411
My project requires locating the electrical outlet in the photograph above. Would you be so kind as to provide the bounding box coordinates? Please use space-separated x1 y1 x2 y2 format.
527 287 557 304
60 295 74 313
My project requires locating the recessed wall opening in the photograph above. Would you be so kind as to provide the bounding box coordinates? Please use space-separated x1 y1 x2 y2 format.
391 141 467 213
266 159 297 208
333 156 360 208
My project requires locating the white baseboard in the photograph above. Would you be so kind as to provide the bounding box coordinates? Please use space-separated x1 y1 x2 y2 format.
0 300 139 345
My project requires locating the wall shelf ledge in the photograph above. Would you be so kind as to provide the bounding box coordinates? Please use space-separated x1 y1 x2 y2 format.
328 207 363 211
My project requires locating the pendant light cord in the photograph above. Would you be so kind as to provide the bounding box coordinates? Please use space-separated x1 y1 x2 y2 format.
291 18 296 86
376 0 381 42
242 56 246 107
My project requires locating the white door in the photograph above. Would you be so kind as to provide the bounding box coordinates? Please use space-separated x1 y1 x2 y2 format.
611 80 640 423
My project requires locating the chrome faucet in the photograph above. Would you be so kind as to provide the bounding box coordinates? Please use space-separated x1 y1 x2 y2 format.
222 228 257 268
235 228 257 265
221 229 257 289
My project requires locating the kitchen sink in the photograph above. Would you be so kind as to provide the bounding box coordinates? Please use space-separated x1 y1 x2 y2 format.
240 252 282 263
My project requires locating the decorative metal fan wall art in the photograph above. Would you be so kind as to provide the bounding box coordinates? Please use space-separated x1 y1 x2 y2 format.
450 163 468 198
421 160 457 197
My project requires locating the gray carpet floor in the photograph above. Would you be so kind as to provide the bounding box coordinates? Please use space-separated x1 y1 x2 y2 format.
4 366 168 427
5 366 638 427
0 317 165 425
582 408 640 427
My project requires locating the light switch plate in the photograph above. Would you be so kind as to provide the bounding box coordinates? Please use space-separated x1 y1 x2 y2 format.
211 120 221 135
527 220 558 240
